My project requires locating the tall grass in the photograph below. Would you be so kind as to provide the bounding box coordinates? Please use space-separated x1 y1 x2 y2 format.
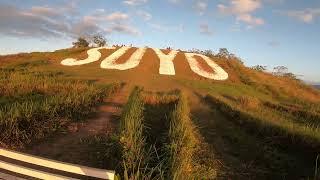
119 89 216 179
166 92 196 179
165 92 216 179
0 66 120 148
119 87 147 179
205 94 320 153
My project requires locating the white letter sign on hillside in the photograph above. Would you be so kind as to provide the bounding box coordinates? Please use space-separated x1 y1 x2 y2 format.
61 47 229 80
61 47 115 66
100 47 146 70
153 48 178 75
185 53 228 80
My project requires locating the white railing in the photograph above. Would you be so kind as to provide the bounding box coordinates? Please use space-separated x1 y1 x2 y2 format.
0 148 115 180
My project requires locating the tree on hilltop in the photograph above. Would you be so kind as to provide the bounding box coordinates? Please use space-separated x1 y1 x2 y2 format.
273 66 288 76
72 37 89 48
252 65 267 72
204 49 214 57
217 48 230 58
93 34 107 47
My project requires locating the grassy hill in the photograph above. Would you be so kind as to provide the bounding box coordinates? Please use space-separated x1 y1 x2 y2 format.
1 47 320 179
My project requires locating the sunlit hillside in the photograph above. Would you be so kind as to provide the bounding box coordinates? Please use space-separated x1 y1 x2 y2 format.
0 47 320 179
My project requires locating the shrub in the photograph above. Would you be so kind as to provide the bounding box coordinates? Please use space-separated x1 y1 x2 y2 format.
72 37 89 48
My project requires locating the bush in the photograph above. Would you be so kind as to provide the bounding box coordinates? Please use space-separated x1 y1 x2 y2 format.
72 37 89 48
93 34 107 47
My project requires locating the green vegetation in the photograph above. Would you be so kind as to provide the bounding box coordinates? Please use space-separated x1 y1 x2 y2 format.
0 48 319 179
205 95 320 151
119 87 147 179
166 92 216 179
118 88 216 179
0 60 119 148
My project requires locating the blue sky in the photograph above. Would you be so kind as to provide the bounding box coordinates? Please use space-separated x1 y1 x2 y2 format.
0 0 319 82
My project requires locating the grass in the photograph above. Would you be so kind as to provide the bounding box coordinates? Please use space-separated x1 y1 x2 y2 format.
1 48 320 178
118 88 216 179
165 92 197 179
0 61 120 148
119 87 148 179
205 95 320 151
165 92 216 179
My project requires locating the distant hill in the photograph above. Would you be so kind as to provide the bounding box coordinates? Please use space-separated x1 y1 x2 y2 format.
314 85 320 89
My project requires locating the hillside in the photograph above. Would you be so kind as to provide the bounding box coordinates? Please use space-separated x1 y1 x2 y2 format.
1 47 320 179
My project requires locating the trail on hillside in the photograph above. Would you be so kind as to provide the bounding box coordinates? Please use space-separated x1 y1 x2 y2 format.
24 86 130 169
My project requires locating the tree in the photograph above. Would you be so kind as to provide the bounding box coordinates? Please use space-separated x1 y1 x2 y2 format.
93 34 107 47
273 66 288 76
72 37 89 48
283 72 298 80
252 65 267 72
204 49 214 57
217 48 230 58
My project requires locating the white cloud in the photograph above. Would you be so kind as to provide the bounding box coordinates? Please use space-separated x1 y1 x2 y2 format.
218 0 265 26
149 23 169 32
137 10 152 21
30 6 61 17
106 23 141 36
123 0 148 6
0 3 140 39
84 12 129 22
106 12 129 21
199 23 213 35
149 22 184 33
194 0 208 15
280 8 320 23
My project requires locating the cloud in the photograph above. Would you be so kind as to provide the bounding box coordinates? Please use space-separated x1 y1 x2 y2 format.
0 5 70 38
136 10 152 21
148 22 184 33
84 12 129 23
106 23 141 36
149 23 169 32
106 12 129 21
123 0 148 6
30 6 61 17
194 0 208 15
199 23 213 35
0 3 140 39
279 8 320 23
218 0 265 26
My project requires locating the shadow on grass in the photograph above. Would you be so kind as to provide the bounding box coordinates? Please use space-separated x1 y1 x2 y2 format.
191 91 318 179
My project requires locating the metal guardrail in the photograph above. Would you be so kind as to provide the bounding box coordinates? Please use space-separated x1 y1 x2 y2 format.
0 148 115 180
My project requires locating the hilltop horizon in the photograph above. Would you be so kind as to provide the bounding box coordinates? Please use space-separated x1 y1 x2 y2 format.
1 0 320 82
1 45 319 179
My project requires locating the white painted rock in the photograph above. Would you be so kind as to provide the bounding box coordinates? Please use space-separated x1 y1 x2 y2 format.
153 48 178 75
60 46 229 80
185 53 229 80
100 47 146 70
61 47 114 66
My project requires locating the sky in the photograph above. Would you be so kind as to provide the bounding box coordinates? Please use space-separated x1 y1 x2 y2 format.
0 0 319 82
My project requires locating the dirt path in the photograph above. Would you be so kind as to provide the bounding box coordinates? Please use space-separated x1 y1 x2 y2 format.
24 86 130 168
